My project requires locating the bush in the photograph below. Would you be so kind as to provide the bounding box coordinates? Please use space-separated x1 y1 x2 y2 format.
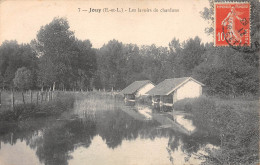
181 96 259 164
174 96 216 113
173 98 193 112
192 96 216 114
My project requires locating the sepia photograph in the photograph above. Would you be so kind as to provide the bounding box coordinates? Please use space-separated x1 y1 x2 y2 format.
0 0 259 164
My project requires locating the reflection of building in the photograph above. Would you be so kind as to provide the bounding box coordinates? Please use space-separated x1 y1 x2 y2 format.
122 104 197 136
174 115 196 133
146 77 204 105
120 80 155 101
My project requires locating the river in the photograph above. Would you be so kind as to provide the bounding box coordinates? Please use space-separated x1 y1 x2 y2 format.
0 98 220 165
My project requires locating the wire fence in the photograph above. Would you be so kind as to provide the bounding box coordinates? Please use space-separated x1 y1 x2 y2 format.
0 90 56 111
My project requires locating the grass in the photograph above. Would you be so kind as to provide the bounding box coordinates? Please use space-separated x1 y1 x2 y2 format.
0 92 75 122
0 90 57 111
173 95 258 113
0 91 124 122
72 91 124 112
173 96 259 164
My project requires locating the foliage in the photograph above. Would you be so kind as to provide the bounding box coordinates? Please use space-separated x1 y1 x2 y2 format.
173 98 194 112
32 17 97 90
181 96 259 164
193 47 259 96
0 15 258 96
201 103 259 164
13 67 33 90
0 41 37 89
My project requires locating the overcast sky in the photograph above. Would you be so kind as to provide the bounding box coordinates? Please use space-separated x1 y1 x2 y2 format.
0 0 211 48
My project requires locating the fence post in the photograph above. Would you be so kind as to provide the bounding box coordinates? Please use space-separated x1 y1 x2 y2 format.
0 90 1 107
36 91 39 105
41 92 43 103
30 90 33 103
11 90 14 111
47 91 50 102
22 92 25 104
45 91 48 101
10 133 13 145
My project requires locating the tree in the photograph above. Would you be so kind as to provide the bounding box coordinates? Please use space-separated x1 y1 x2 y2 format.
0 41 37 89
193 46 259 96
33 17 76 89
198 0 259 96
97 40 126 90
33 17 97 90
76 40 97 90
168 36 205 77
140 44 170 84
179 37 205 76
13 67 33 90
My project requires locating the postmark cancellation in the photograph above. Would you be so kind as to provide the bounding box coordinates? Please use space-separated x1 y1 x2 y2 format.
214 2 250 47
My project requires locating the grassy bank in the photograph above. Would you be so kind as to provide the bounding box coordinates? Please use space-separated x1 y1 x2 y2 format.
0 91 124 122
174 96 259 164
73 91 124 112
0 92 75 122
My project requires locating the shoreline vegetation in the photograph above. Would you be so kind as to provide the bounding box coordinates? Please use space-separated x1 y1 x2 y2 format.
0 91 258 121
0 91 123 122
173 96 259 164
0 91 258 164
0 91 75 122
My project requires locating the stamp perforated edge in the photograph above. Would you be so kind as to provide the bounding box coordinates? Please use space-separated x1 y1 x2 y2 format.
213 1 251 47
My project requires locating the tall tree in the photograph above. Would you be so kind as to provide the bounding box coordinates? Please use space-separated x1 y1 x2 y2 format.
33 17 96 90
33 17 77 89
179 37 205 76
76 40 97 90
97 40 126 90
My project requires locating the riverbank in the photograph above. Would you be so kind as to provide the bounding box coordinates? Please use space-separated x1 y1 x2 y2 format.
0 92 75 122
0 91 124 122
173 96 259 164
0 92 258 164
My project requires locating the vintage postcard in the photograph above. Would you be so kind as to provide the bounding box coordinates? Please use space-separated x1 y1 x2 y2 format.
0 0 259 165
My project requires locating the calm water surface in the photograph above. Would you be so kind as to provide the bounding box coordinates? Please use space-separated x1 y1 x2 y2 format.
0 99 219 165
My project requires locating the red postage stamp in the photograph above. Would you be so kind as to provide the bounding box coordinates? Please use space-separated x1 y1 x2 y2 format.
214 2 250 47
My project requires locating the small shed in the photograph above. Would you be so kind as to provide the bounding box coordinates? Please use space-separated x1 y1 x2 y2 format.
146 77 204 105
120 80 155 100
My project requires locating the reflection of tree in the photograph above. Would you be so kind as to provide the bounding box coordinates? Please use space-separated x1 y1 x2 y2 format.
164 122 219 154
96 108 159 149
0 119 51 147
36 119 96 165
0 104 222 165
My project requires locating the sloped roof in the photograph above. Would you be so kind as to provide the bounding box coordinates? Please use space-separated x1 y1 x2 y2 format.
146 77 204 96
120 80 153 94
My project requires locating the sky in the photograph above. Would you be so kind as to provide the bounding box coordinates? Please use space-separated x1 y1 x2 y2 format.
0 0 212 48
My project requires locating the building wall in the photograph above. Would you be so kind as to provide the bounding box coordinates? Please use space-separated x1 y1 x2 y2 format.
173 90 177 103
176 80 202 101
136 83 155 97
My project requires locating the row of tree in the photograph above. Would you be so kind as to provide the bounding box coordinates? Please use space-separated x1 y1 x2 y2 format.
0 18 96 91
0 15 258 96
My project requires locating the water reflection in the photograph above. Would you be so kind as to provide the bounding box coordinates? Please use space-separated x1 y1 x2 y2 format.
0 99 220 165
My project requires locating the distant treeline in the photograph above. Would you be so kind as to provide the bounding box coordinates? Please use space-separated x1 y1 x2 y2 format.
0 17 258 97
